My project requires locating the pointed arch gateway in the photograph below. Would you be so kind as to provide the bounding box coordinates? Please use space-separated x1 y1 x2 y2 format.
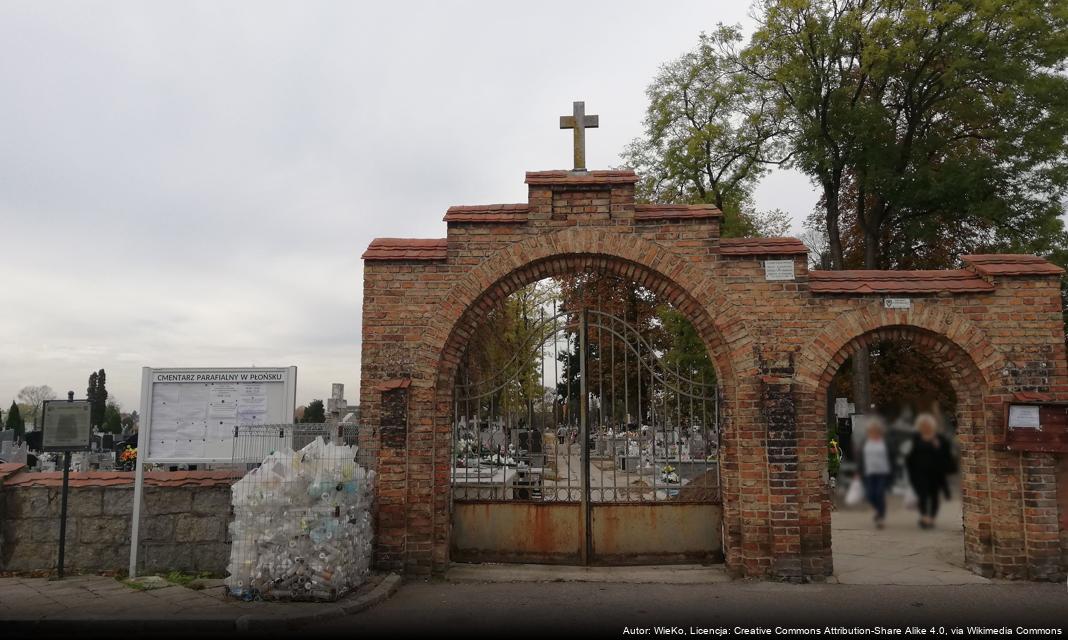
360 167 1068 580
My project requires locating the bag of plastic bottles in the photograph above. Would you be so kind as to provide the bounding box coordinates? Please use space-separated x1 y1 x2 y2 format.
225 436 375 601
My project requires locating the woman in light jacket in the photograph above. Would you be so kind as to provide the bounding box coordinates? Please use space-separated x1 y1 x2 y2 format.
856 416 896 529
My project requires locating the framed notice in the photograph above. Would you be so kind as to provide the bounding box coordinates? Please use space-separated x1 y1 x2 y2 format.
1003 401 1068 452
41 400 92 452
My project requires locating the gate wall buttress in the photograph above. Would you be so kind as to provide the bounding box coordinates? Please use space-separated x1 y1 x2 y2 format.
360 168 1068 581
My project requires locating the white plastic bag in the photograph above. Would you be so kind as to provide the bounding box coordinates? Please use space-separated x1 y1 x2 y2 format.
903 486 918 509
845 477 864 506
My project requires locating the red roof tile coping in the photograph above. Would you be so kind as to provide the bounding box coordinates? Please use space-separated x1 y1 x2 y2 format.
362 238 448 261
634 204 721 221
0 463 26 483
375 378 411 392
809 269 995 294
1012 391 1056 404
443 203 530 223
962 254 1065 277
719 237 808 256
525 170 638 186
2 469 237 488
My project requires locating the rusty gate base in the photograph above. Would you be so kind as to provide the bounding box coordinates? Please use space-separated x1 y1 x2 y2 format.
451 501 723 565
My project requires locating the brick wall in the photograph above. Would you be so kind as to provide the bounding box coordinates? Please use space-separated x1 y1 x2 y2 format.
0 469 233 575
360 168 1068 581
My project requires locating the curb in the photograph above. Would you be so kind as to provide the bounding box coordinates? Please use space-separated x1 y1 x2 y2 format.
8 573 403 635
235 573 403 632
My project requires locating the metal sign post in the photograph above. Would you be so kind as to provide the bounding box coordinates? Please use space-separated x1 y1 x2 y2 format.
41 392 92 580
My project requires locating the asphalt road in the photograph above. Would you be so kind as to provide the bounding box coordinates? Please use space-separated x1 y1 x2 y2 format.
307 580 1067 638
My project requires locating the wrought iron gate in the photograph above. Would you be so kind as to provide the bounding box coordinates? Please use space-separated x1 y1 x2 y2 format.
450 307 722 565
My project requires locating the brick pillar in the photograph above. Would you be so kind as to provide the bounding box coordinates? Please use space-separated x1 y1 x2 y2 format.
757 346 803 580
1021 452 1062 580
374 382 409 571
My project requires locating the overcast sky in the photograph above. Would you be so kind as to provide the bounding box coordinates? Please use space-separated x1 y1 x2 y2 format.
0 1 817 412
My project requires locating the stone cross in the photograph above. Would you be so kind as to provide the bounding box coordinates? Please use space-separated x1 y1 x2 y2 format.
559 101 599 172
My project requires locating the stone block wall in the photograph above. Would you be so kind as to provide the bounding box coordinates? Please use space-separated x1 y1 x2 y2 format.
0 469 234 575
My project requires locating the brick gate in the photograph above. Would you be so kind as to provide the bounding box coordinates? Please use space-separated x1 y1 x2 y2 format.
360 167 1068 581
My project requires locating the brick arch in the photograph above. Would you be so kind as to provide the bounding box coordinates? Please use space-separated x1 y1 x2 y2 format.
796 304 1003 390
420 227 757 573
425 227 754 393
796 304 1006 577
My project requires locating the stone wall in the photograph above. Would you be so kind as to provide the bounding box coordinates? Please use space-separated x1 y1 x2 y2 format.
360 168 1068 581
0 468 234 575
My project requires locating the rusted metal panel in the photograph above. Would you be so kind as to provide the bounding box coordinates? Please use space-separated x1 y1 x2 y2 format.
451 502 582 564
590 503 723 565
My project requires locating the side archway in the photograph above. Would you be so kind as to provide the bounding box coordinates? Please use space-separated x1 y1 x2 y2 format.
796 303 1007 577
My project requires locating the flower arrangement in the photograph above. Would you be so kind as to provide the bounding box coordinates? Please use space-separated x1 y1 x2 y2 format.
119 447 137 470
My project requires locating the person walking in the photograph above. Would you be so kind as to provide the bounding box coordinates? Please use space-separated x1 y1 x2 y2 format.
906 412 955 529
856 416 895 529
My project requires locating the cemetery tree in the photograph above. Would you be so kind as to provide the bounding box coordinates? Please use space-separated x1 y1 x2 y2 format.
17 385 56 429
86 369 108 429
622 24 791 238
6 401 25 439
744 0 1068 409
302 399 326 423
121 410 139 432
102 401 123 434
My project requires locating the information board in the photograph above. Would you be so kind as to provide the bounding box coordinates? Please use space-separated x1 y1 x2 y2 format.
139 366 297 463
41 400 92 452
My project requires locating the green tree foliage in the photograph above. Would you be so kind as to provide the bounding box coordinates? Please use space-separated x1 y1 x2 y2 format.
86 369 108 429
457 281 557 419
622 25 792 238
101 401 123 434
747 0 1068 270
6 401 25 439
302 399 326 423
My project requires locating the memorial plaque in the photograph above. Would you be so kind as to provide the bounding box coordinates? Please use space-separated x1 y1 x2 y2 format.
41 400 92 452
764 259 795 281
884 298 911 309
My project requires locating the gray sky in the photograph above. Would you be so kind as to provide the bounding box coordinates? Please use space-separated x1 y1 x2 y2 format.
0 0 817 411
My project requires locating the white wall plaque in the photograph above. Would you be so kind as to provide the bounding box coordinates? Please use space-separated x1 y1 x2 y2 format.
884 298 911 309
1008 405 1041 429
764 260 795 281
834 397 850 419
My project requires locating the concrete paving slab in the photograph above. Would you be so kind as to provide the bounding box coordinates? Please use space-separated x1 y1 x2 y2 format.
831 487 987 585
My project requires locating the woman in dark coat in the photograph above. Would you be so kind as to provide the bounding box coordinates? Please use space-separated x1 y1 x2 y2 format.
906 412 955 529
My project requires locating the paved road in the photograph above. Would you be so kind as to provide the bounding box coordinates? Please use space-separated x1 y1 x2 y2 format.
309 580 1068 637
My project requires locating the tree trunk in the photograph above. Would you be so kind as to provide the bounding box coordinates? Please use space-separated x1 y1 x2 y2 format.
823 180 845 269
853 203 883 415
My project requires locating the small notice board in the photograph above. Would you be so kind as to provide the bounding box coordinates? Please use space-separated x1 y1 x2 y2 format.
1003 400 1068 453
139 366 297 464
41 400 92 452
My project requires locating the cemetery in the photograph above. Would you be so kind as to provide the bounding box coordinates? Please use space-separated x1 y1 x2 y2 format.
5 0 1068 632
